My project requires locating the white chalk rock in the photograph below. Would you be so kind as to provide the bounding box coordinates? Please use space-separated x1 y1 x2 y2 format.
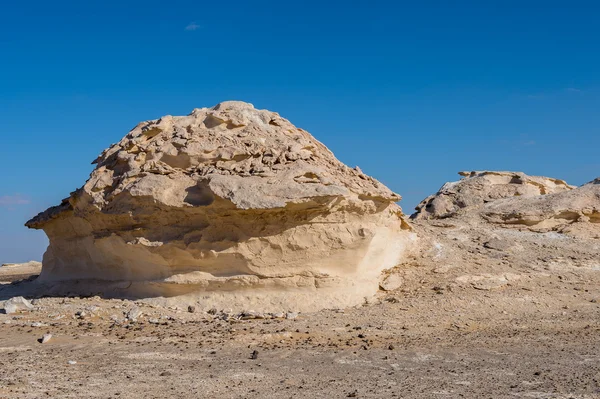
26 101 416 311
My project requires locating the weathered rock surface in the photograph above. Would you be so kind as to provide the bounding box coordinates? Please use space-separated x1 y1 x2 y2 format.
25 101 415 311
2 296 34 314
482 177 600 238
412 171 573 220
405 172 599 290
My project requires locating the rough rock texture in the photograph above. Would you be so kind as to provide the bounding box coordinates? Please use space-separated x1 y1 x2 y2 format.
482 177 600 238
405 172 599 288
1 296 33 314
25 101 414 311
412 171 574 220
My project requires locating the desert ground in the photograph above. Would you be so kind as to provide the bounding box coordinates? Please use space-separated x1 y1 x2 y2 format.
2 217 599 398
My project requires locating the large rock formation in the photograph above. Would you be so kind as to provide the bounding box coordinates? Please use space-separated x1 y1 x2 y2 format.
26 101 414 311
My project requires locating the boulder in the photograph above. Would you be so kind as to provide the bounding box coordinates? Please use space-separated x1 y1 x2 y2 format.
2 296 34 314
26 101 415 311
412 171 573 220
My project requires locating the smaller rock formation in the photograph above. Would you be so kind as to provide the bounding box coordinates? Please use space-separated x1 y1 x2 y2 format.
403 172 599 298
412 171 573 220
483 177 600 238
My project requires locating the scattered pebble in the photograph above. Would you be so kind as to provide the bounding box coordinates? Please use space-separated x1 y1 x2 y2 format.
286 312 299 320
127 306 142 322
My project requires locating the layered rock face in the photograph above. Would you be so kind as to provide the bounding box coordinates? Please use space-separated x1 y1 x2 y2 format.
26 101 414 310
482 177 600 238
412 171 598 239
412 171 574 220
405 172 599 295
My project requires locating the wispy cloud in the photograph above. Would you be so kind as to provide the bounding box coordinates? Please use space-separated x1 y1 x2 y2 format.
495 136 537 152
565 87 583 93
185 22 201 31
526 87 585 99
0 194 31 207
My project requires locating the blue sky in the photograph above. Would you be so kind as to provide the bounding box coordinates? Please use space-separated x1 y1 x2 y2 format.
1 1 599 262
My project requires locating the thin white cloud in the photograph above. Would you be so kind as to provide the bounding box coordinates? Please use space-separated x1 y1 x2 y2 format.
185 22 201 31
565 87 583 93
0 194 31 207
525 87 586 99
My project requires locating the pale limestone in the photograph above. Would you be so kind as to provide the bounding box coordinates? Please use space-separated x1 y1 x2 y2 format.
26 101 415 311
412 171 574 220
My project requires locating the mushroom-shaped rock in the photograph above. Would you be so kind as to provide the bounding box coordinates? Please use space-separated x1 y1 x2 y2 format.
26 101 415 311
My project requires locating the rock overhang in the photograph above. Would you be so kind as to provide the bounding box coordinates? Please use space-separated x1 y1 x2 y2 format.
24 101 414 312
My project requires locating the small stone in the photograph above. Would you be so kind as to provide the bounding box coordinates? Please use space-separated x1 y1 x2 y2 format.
2 297 33 314
250 350 259 360
127 306 142 321
67 360 77 365
86 305 100 314
388 344 395 350
285 312 298 320
379 274 404 292
160 371 172 377
242 310 264 320
3 303 18 315
31 322 47 327
75 310 88 318
148 318 160 324
40 333 52 344
272 312 285 319
187 305 196 313
483 238 514 251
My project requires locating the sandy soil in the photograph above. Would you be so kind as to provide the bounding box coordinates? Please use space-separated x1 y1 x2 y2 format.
1 244 599 399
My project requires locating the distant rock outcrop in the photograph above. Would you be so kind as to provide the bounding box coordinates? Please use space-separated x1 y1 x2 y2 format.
412 171 574 220
483 177 600 238
412 171 599 239
26 101 415 311
404 172 599 300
